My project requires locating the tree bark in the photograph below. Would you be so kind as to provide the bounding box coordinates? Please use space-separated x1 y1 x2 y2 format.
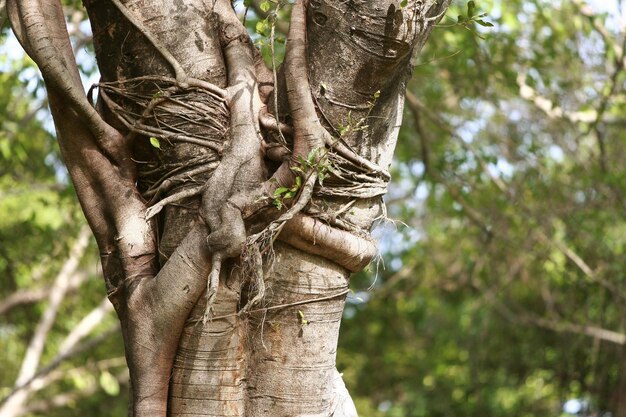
7 0 450 415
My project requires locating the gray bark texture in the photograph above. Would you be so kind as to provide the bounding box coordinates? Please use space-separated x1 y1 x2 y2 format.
7 0 450 415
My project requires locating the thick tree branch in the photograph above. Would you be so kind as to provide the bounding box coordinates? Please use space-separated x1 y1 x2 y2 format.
7 0 128 166
7 0 159 291
198 0 265 318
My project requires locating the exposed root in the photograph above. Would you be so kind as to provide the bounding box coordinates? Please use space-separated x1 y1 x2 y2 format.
324 136 390 181
202 252 222 323
189 289 351 324
109 0 226 98
280 214 378 272
239 244 265 314
144 162 218 201
97 77 228 154
145 185 204 220
259 106 293 137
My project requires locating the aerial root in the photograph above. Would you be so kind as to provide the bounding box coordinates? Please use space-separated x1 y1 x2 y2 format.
202 252 223 324
145 185 204 220
239 244 265 314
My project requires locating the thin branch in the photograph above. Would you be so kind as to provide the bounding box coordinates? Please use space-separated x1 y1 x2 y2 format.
23 368 129 416
0 272 87 316
405 91 492 235
516 72 597 123
517 69 626 127
15 226 90 387
409 93 623 298
1 326 120 406
573 0 625 61
520 315 626 345
534 231 626 302
195 289 350 323
475 279 626 346
24 357 127 397
57 297 114 357
0 226 92 417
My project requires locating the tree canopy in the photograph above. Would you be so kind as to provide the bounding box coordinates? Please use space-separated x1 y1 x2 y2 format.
1 0 626 416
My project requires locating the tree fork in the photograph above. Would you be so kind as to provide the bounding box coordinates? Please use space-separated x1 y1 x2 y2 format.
8 0 451 415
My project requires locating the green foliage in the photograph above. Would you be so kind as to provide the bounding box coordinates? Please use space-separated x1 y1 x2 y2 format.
272 175 302 209
0 16 126 417
337 90 380 137
292 148 332 183
272 148 332 209
339 1 626 416
245 0 290 65
436 1 494 39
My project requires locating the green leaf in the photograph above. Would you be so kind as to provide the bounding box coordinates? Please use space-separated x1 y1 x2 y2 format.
467 0 475 17
475 19 494 27
260 0 271 13
400 0 408 9
256 19 269 35
99 371 120 396
149 137 161 149
307 148 319 164
273 187 289 197
0 139 11 158
298 310 309 325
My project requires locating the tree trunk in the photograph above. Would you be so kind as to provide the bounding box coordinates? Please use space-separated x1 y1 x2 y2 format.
7 0 449 415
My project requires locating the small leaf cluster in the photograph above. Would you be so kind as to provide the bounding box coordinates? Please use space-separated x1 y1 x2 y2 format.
458 1 493 28
249 0 287 44
271 148 332 210
337 90 380 136
437 1 494 40
272 175 302 209
291 148 332 185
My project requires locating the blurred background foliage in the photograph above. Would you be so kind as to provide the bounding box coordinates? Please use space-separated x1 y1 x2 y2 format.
1 0 626 416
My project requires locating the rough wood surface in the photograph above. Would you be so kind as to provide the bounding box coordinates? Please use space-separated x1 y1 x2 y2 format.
7 0 450 415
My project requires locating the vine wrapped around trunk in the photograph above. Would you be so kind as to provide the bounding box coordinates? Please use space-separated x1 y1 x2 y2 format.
7 0 450 415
